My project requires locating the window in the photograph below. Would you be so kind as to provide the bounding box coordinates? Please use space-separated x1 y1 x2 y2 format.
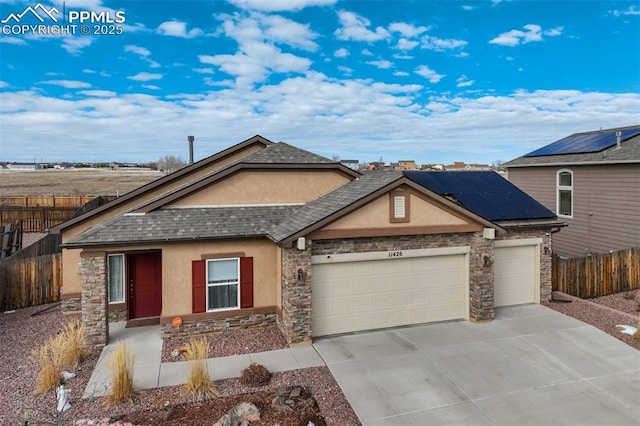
557 170 573 217
191 257 253 314
107 254 124 303
206 258 239 311
389 191 410 223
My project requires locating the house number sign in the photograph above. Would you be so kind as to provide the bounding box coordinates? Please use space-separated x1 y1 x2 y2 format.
388 250 403 258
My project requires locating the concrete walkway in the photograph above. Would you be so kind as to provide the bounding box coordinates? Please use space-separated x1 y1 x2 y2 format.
83 322 325 398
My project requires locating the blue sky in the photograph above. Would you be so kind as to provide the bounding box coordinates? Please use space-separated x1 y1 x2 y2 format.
1 0 639 164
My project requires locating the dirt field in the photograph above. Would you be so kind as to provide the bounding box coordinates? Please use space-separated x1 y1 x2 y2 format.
0 170 163 196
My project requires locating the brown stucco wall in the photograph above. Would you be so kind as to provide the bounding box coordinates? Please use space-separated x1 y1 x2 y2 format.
169 170 351 207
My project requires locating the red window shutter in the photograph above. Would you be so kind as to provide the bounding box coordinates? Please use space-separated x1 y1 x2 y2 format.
192 260 206 313
240 257 254 308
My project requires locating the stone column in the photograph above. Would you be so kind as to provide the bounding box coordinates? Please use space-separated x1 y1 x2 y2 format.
539 233 553 302
80 251 109 347
278 242 312 346
469 234 495 321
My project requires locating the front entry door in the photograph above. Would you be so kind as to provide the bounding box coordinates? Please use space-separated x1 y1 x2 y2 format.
128 252 162 319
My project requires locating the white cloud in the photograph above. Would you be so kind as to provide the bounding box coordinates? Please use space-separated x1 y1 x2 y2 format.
142 85 162 90
201 13 313 85
396 38 419 51
461 5 474 11
83 69 97 74
157 21 203 38
367 60 393 69
421 35 467 51
78 90 116 97
334 48 349 58
40 80 91 89
337 66 353 75
388 22 429 38
1 82 639 165
100 71 112 77
193 68 215 74
414 65 445 83
456 75 475 88
124 45 151 57
335 10 390 42
393 53 414 60
361 48 374 56
393 71 409 76
226 0 336 11
609 5 640 16
490 24 561 47
0 81 9 88
127 72 163 82
456 51 469 58
61 37 93 54
259 14 319 51
0 37 27 45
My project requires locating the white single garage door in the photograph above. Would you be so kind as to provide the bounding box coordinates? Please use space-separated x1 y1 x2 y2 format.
311 247 469 336
494 240 540 307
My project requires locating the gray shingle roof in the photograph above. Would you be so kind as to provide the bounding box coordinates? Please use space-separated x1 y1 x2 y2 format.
269 171 403 242
504 128 640 167
240 142 336 164
63 205 300 247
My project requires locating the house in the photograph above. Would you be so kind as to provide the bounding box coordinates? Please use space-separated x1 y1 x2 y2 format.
54 135 563 347
504 125 640 258
397 160 417 170
340 159 359 171
445 161 492 171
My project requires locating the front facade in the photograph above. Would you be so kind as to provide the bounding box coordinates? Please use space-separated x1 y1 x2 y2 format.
504 125 640 258
57 137 562 347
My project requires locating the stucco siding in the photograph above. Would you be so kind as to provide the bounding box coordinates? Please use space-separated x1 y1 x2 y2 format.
507 164 639 257
169 170 351 206
60 144 265 296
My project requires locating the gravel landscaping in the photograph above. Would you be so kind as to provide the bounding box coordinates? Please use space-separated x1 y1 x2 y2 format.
3 291 638 425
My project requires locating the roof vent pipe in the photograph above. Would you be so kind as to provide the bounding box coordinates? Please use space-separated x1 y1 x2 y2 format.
616 131 621 149
188 135 195 164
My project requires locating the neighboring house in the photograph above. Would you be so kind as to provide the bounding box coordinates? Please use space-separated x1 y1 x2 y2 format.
445 161 492 171
397 160 417 170
340 159 359 170
504 125 640 258
54 135 563 347
7 163 41 171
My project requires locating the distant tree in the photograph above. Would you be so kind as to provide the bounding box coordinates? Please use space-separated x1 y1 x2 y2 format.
492 159 505 170
331 155 340 162
156 155 187 173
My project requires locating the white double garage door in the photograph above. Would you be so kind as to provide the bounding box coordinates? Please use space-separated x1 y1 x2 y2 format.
312 239 541 337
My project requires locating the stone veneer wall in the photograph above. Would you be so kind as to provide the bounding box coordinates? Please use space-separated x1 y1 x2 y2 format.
312 233 496 321
278 242 313 345
80 251 109 347
61 297 81 312
108 307 128 322
161 312 276 338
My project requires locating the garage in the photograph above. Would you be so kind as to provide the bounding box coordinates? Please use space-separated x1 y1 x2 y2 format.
311 247 469 336
493 239 541 307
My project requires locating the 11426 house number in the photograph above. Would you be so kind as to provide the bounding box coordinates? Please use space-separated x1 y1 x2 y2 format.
388 251 403 258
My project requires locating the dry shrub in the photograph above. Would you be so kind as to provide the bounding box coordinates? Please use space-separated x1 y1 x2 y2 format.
184 337 218 398
62 321 86 369
634 319 640 342
107 342 135 405
240 363 271 387
35 333 67 395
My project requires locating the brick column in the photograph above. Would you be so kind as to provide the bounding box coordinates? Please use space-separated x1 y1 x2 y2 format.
80 251 109 347
539 233 553 302
278 242 312 346
469 234 494 321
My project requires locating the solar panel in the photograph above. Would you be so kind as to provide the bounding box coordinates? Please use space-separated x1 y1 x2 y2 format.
523 128 640 157
404 171 556 221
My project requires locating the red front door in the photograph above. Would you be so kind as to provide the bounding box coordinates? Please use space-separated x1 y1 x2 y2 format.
128 252 162 319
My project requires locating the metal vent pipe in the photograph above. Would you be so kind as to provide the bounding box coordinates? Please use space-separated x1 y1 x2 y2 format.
188 135 195 164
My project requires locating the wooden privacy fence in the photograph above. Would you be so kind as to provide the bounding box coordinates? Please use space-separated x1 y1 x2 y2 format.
0 195 95 208
553 247 640 298
0 233 62 311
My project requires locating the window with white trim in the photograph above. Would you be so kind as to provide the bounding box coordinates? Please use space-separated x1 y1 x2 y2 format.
557 170 573 217
107 254 125 303
206 258 239 311
394 195 406 219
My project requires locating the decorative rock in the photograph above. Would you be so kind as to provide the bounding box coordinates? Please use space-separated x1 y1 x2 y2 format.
170 349 180 358
214 402 260 426
289 387 302 398
285 399 294 405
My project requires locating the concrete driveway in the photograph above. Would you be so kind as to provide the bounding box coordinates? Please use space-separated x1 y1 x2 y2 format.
313 304 640 425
